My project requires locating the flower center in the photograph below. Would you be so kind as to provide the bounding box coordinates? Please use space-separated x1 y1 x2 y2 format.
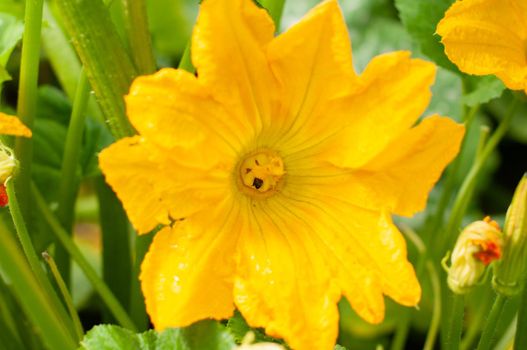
238 150 284 196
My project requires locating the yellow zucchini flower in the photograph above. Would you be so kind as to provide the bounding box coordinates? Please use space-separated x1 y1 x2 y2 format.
437 0 527 92
99 0 465 348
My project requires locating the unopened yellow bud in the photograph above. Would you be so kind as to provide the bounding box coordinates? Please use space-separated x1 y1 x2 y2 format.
0 144 16 184
447 217 502 294
493 175 527 297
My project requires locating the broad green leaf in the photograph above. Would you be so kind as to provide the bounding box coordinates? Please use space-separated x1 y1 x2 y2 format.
79 321 236 350
462 76 505 107
226 311 281 345
394 0 455 71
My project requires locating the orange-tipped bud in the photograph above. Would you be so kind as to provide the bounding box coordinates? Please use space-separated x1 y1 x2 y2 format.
447 217 502 294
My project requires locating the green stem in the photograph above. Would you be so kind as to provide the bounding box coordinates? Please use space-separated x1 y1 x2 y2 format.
260 0 286 31
121 0 156 74
423 260 442 350
42 2 104 123
0 225 77 350
14 0 44 221
31 182 138 331
6 180 79 341
54 0 136 139
444 293 465 350
390 311 411 350
391 225 425 350
42 252 84 342
442 99 518 252
514 276 527 349
6 180 45 277
476 294 508 350
55 69 91 287
461 286 493 350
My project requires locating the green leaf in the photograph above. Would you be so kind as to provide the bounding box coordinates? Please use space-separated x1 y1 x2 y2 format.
146 0 197 61
226 311 281 345
0 12 24 93
80 321 236 350
395 0 456 71
462 76 505 107
0 12 24 65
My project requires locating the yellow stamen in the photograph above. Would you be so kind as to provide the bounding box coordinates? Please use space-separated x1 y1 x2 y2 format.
238 149 284 196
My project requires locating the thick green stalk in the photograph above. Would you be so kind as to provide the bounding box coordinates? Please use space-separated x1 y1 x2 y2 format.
42 2 103 123
476 294 507 350
95 177 132 323
54 0 137 139
441 99 518 252
260 0 286 31
14 0 43 221
55 70 91 286
0 225 77 350
42 252 84 342
121 0 156 74
444 294 465 350
31 182 138 331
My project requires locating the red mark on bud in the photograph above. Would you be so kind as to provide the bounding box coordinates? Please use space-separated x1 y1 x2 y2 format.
473 240 501 265
0 185 7 207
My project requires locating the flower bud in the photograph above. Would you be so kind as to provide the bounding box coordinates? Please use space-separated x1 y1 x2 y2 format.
0 144 16 184
493 175 527 297
447 217 502 294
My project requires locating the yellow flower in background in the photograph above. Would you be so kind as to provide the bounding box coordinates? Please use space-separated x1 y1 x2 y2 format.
0 112 32 138
99 0 465 348
437 0 527 92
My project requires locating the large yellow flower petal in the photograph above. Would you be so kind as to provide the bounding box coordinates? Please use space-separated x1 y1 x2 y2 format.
141 200 240 329
265 0 356 143
290 116 464 217
277 188 419 322
99 136 230 233
281 51 436 169
353 115 465 216
437 0 527 90
192 0 276 132
126 68 246 153
234 197 340 350
0 112 32 137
